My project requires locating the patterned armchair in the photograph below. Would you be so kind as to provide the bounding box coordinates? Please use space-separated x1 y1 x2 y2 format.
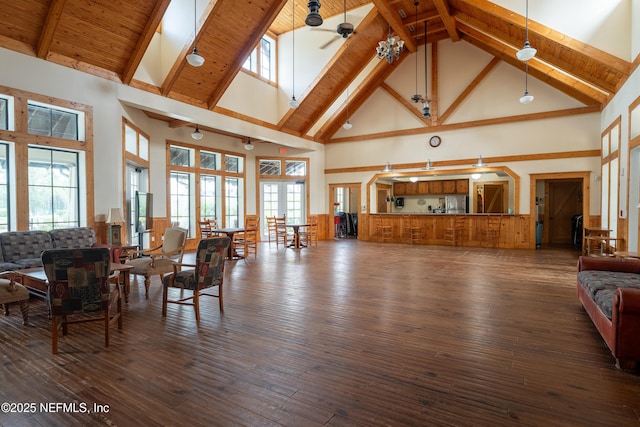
162 237 230 323
41 247 122 354
127 227 187 298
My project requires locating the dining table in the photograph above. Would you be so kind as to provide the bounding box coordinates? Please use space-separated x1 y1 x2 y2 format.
287 223 310 249
211 227 245 259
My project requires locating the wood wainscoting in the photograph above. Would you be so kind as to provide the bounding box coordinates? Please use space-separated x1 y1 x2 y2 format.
363 214 533 249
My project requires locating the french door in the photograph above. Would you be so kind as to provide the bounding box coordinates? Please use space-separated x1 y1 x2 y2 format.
260 181 305 238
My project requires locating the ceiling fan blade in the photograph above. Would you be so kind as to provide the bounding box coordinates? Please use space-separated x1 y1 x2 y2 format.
319 36 339 50
311 28 337 33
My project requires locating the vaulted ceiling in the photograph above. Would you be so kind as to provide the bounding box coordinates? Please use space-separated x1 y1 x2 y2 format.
0 0 631 144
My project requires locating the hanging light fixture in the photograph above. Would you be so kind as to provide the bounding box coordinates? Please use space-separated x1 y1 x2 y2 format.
191 125 203 140
186 0 205 67
421 20 431 118
381 162 393 173
520 62 534 104
305 0 323 27
472 156 486 167
516 0 537 61
410 2 422 103
422 159 434 170
376 25 404 64
343 86 352 130
244 137 255 151
288 0 299 109
471 173 481 180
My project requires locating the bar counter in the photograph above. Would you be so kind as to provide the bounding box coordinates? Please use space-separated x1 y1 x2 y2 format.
363 213 533 249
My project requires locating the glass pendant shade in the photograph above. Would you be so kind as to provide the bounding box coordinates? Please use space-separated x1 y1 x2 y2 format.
520 91 534 104
516 43 537 61
187 47 204 67
288 96 299 109
191 125 203 140
342 120 352 130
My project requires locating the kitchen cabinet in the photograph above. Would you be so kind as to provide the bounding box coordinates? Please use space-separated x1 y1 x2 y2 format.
417 181 430 194
394 182 407 196
429 180 443 194
456 179 469 194
442 180 456 194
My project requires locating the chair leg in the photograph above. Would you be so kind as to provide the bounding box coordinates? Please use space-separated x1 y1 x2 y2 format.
194 289 200 323
116 285 123 329
52 316 59 354
144 275 150 299
219 283 224 313
162 284 168 317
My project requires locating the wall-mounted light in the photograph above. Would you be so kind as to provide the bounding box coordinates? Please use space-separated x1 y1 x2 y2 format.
471 173 481 180
472 156 486 167
409 176 418 183
381 162 393 173
422 159 434 170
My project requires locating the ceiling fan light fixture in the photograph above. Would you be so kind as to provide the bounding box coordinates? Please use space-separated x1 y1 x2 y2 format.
422 102 431 118
305 1 323 27
191 125 203 140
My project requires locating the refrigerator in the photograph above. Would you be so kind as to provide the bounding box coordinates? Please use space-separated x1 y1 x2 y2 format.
445 195 468 214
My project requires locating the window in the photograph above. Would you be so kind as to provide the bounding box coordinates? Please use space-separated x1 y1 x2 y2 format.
167 142 245 231
286 160 306 176
170 172 192 232
0 87 92 231
0 98 7 131
28 102 82 141
124 119 150 245
259 160 281 175
0 143 9 231
242 35 276 83
28 147 80 230
124 120 149 161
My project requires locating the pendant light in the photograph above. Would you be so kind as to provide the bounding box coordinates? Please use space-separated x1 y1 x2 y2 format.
410 2 422 103
421 20 431 119
191 125 203 140
186 0 205 67
516 0 536 61
472 156 486 167
519 62 534 104
288 0 299 108
305 0 322 27
343 86 352 130
244 137 255 151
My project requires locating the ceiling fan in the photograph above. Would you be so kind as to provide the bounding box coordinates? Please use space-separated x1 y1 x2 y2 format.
315 0 354 49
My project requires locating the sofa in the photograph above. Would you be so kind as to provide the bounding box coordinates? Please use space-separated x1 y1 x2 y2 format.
0 227 121 272
576 256 640 370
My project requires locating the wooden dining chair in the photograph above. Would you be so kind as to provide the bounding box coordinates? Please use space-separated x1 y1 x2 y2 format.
275 217 291 249
199 219 213 239
234 215 259 259
301 215 319 247
266 216 277 246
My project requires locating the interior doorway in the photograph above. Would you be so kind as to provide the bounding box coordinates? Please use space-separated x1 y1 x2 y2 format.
329 183 361 239
546 179 583 246
529 172 590 250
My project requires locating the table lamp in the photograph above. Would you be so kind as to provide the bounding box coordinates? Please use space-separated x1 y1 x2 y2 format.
106 208 125 245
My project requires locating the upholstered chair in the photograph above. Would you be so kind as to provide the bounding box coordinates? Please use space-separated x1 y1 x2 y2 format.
162 237 230 323
127 227 187 298
41 247 121 354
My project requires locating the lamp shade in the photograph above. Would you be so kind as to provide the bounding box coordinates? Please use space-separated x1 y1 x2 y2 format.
186 48 205 67
106 208 124 223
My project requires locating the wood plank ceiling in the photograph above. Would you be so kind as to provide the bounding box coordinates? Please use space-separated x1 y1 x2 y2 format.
0 0 631 144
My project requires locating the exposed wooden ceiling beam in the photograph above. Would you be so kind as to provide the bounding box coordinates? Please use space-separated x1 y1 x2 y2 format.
121 0 172 85
432 0 460 42
372 0 417 52
37 0 67 59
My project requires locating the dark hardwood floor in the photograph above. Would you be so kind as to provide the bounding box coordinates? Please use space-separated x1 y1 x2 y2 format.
1 240 639 426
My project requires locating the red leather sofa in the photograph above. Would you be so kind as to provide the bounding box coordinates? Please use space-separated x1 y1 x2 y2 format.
577 256 640 370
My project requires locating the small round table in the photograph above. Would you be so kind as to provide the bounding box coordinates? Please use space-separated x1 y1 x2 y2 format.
0 277 29 325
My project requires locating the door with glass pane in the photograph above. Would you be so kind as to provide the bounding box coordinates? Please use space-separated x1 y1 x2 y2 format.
260 181 305 237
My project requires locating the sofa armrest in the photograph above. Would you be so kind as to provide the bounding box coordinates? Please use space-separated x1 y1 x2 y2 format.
617 288 640 314
93 244 122 264
577 256 640 274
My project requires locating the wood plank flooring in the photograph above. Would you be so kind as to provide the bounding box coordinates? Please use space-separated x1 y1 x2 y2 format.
1 240 639 426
